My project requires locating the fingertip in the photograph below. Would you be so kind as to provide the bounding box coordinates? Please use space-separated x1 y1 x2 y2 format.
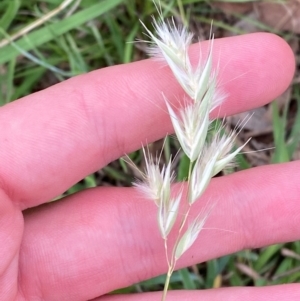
253 32 295 90
208 33 295 116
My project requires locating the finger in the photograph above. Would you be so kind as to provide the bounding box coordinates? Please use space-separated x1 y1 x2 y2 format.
0 33 295 209
19 161 300 300
0 190 23 300
96 284 300 301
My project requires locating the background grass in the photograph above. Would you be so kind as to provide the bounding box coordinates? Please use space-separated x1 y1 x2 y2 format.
0 0 299 296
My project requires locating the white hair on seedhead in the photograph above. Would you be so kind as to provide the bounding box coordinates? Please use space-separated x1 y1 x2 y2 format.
129 4 250 296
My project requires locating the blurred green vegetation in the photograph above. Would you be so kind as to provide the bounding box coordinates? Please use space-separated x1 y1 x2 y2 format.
0 0 299 295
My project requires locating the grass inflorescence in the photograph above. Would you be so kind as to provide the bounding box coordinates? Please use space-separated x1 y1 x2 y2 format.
0 0 299 296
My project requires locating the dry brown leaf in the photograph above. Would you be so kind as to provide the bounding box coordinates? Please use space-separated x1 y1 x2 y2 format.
225 11 261 36
211 2 253 14
230 107 272 132
255 0 300 33
281 248 300 260
211 1 300 34
236 263 261 280
292 145 300 160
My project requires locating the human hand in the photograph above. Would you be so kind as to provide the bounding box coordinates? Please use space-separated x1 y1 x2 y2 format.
0 33 299 301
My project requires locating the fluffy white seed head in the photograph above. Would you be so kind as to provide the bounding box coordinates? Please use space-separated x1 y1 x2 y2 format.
189 144 219 204
189 126 249 204
140 16 224 109
165 96 210 162
135 6 248 264
158 189 182 239
175 210 209 260
140 17 194 96
129 144 182 239
143 17 193 65
140 15 228 166
133 147 175 207
212 129 251 176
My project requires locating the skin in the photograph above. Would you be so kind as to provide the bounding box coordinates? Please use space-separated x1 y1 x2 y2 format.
0 33 299 301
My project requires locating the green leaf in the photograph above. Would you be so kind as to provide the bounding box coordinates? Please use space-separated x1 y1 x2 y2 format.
178 268 197 289
254 244 283 271
271 101 290 163
287 86 300 157
177 153 190 181
0 0 123 64
0 0 20 31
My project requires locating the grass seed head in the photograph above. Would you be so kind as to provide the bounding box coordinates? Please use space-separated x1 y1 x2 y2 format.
133 147 175 207
158 189 182 239
174 210 209 260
